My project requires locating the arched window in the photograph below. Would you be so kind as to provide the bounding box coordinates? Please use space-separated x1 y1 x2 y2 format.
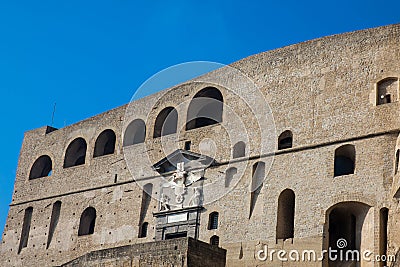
232 141 245 158
78 207 96 236
210 235 220 246
64 138 87 168
395 149 399 175
153 107 178 138
334 144 355 177
93 129 116 157
29 155 52 179
186 87 223 130
208 212 219 230
18 207 33 254
225 167 237 188
139 222 148 238
123 119 146 146
278 130 293 150
276 189 295 240
377 77 399 105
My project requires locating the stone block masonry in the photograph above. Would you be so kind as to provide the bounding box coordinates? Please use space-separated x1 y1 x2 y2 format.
1 24 400 266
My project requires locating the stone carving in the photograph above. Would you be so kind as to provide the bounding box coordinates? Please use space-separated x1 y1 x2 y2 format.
169 162 187 207
189 187 203 207
160 193 170 211
160 161 204 211
171 162 186 185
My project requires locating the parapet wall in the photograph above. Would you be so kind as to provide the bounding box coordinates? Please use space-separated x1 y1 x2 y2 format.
61 237 226 267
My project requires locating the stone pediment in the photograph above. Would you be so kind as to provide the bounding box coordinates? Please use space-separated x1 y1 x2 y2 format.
152 149 215 175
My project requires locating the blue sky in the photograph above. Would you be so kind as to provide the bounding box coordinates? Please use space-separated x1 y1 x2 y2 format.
0 0 399 235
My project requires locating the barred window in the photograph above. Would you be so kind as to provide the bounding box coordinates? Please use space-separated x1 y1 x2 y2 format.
208 212 219 230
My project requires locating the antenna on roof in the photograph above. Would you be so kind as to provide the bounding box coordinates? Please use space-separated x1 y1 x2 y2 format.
51 103 56 127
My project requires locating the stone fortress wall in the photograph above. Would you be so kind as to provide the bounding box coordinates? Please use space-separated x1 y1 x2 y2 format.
1 24 400 266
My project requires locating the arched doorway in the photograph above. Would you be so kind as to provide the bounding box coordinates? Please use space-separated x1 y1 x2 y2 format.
324 201 372 267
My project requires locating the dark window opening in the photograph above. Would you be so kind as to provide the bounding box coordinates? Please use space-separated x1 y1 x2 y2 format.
334 144 355 177
18 207 33 254
233 141 246 158
64 138 87 168
123 119 146 146
329 210 357 251
379 208 389 267
191 117 218 129
278 130 293 150
93 129 116 157
395 150 399 175
208 212 219 230
210 235 220 246
139 222 148 238
153 107 178 138
78 207 96 236
186 87 223 130
165 232 187 240
184 141 191 150
29 155 52 180
276 189 295 241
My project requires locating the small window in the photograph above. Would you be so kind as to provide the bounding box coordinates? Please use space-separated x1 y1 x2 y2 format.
123 119 146 146
139 222 148 238
395 149 399 175
334 144 355 177
208 212 219 230
153 107 178 138
278 130 293 150
377 77 399 105
29 155 52 179
184 141 191 150
93 129 116 157
232 141 245 158
78 207 96 236
210 235 220 246
64 138 87 168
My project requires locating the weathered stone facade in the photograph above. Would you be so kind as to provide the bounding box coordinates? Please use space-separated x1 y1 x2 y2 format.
1 24 400 266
